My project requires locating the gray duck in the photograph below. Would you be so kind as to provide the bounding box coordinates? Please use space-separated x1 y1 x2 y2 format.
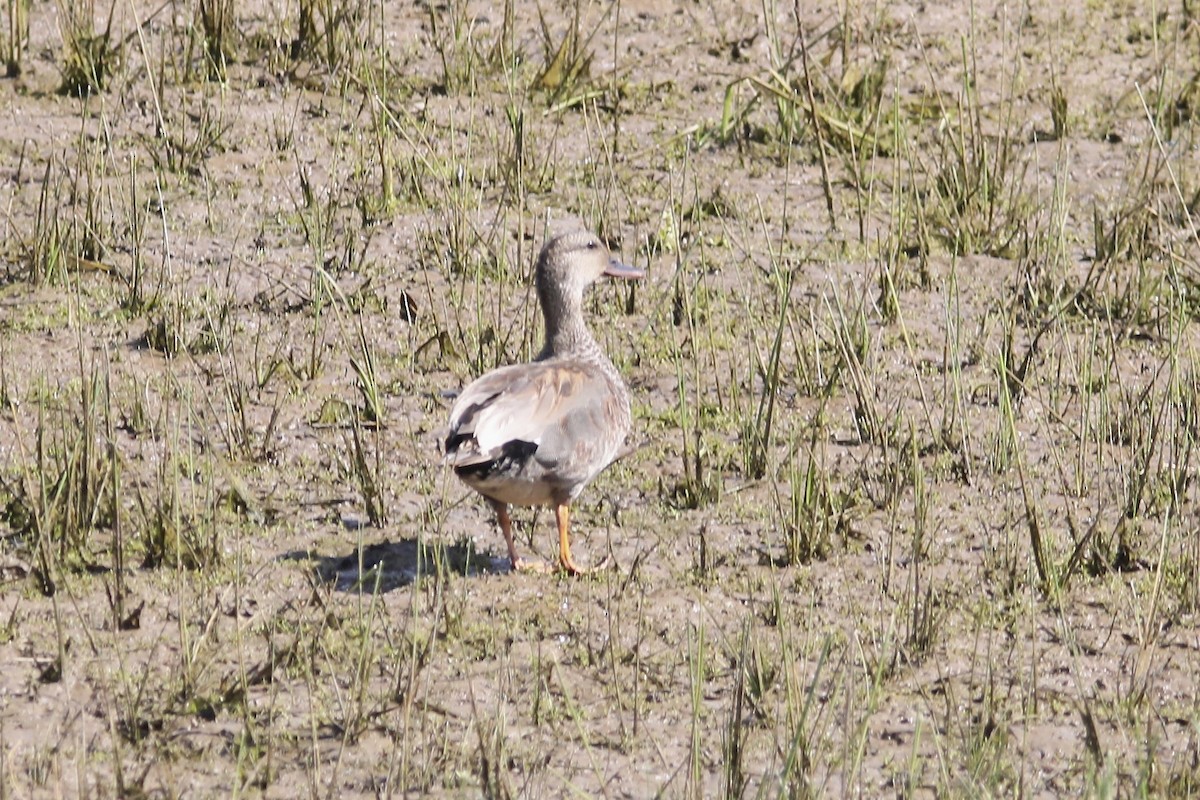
444 231 643 575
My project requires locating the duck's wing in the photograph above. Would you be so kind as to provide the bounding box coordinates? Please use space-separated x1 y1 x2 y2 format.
444 362 618 477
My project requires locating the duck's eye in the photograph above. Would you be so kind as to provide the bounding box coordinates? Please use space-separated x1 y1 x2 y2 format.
586 240 598 250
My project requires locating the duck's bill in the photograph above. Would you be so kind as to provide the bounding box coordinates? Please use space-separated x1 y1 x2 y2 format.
604 259 645 280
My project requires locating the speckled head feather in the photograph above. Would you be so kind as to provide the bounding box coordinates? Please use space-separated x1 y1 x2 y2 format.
534 230 644 361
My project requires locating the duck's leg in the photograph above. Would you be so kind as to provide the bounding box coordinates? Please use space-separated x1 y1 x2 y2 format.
490 499 547 573
555 504 611 576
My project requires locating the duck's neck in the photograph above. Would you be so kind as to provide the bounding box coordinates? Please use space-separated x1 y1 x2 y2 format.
538 286 599 360
535 280 595 357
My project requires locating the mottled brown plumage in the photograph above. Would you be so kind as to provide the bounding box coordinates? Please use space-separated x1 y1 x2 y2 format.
444 231 642 574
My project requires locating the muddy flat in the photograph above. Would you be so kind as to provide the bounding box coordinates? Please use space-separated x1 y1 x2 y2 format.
1 0 1199 796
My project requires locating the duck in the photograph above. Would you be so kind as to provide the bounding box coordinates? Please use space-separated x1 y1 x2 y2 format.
444 230 643 575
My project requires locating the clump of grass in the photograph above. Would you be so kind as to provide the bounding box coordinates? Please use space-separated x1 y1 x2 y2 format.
57 0 119 96
12 124 121 286
3 0 29 77
1048 78 1070 140
1014 144 1073 317
425 0 481 95
533 3 599 108
17 161 70 284
741 267 792 480
926 109 1029 258
772 436 838 565
135 444 224 571
828 285 890 446
412 148 517 375
667 426 721 510
911 30 1032 260
697 0 892 236
140 306 188 356
148 94 233 175
2 371 119 595
292 0 368 69
346 326 387 527
197 0 234 81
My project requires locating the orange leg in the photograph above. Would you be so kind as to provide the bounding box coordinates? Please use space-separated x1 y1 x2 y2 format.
556 503 610 576
492 502 520 569
491 500 546 573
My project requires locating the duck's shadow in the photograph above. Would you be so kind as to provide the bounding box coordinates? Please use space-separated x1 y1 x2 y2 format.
285 537 507 593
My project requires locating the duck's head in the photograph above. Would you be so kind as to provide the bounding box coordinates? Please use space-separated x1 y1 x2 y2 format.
536 231 644 306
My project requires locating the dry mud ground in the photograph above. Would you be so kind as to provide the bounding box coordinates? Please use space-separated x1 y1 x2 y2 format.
2 0 1200 796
